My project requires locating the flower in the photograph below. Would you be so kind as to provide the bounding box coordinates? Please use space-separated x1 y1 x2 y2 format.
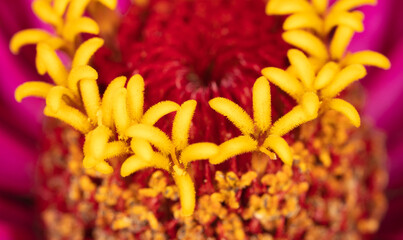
1 0 402 239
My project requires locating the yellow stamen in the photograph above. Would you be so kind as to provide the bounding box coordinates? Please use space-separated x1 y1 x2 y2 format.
89 125 112 160
141 101 180 125
131 138 153 161
9 29 52 54
209 97 255 136
330 0 377 13
209 136 257 165
15 81 53 102
121 153 170 177
172 170 195 217
179 143 219 166
127 74 145 122
67 65 98 96
32 0 62 28
321 64 366 98
80 78 101 123
282 30 328 60
266 0 314 15
44 105 92 133
103 141 127 159
252 76 271 132
262 135 293 166
53 0 71 16
172 100 197 151
261 67 303 101
45 86 76 112
327 98 361 127
94 160 114 174
66 0 91 21
101 76 126 128
312 0 328 14
37 43 68 86
72 37 104 68
342 51 391 69
330 26 355 60
283 13 323 33
126 124 173 155
314 62 340 90
113 88 131 136
62 17 100 42
287 49 315 89
325 11 364 34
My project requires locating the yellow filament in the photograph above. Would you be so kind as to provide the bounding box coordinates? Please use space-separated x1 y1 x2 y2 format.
172 170 195 217
67 65 98 96
72 37 104 68
45 86 76 112
312 0 328 14
321 64 366 98
282 30 328 60
89 125 112 160
37 43 68 86
330 26 355 60
53 0 71 16
32 0 62 28
80 78 101 123
209 97 255 136
97 0 118 9
261 67 304 101
10 29 52 54
127 74 145 122
121 153 170 177
179 143 219 165
288 49 315 89
62 17 100 42
262 135 293 166
95 161 114 174
15 81 53 102
172 100 197 151
141 101 180 125
283 13 323 33
126 124 173 155
325 11 364 34
131 138 153 161
266 0 314 15
327 98 361 127
342 51 391 70
113 88 131 136
330 0 376 13
253 76 271 132
44 105 92 133
209 136 257 165
314 62 340 90
101 76 126 128
66 0 91 21
103 141 127 159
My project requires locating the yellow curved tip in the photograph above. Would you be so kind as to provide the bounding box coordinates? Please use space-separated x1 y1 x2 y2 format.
209 136 257 165
179 142 219 165
209 97 255 136
262 135 293 166
83 156 98 169
253 76 271 132
330 26 355 60
141 101 180 125
80 78 101 123
126 124 173 155
261 67 303 101
314 62 340 90
330 0 377 13
127 74 145 122
112 88 131 136
68 65 98 96
300 92 320 119
15 81 53 102
89 125 112 160
283 13 323 33
283 30 328 60
62 17 100 42
103 141 128 159
95 161 114 175
101 76 127 128
343 51 391 70
72 37 104 68
287 49 315 89
266 0 314 15
32 0 62 28
131 138 153 161
172 170 195 217
36 43 68 86
10 29 52 54
172 100 197 151
327 98 361 127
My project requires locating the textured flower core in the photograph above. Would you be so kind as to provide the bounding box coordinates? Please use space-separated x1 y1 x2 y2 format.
11 0 391 239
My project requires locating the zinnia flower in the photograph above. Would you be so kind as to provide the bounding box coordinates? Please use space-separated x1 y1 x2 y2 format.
1 0 402 239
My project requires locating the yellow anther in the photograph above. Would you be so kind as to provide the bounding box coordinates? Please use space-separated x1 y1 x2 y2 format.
283 13 323 33
179 143 219 166
253 76 271 132
330 0 377 13
103 141 127 159
330 26 355 60
89 125 112 160
126 124 173 155
101 76 126 128
97 0 118 9
53 0 71 16
141 101 180 125
172 170 195 217
9 29 52 54
67 65 98 96
172 100 197 151
32 0 62 28
261 67 303 101
288 49 315 89
127 74 145 122
266 0 314 15
45 86 76 112
300 92 320 118
325 11 364 34
44 104 92 133
121 153 170 177
327 98 361 127
72 37 104 68
94 160 114 174
314 62 340 90
37 43 68 86
131 138 153 161
263 135 293 166
113 88 131 136
283 30 328 60
312 0 328 14
66 0 91 21
15 81 53 102
80 78 101 123
209 97 255 136
62 17 100 42
342 51 391 69
321 64 366 98
209 136 257 165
